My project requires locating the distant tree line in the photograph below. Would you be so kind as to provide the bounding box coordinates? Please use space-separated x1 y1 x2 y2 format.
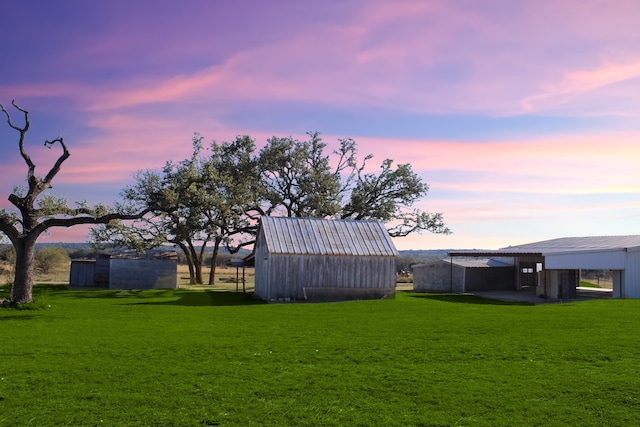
91 132 450 285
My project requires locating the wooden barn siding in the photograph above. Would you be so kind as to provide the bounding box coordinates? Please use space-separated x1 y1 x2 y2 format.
254 232 270 300
261 254 396 300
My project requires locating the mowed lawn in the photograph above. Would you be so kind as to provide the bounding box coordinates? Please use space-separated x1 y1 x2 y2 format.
1 286 640 426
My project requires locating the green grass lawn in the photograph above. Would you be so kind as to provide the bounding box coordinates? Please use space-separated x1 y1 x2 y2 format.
1 285 640 426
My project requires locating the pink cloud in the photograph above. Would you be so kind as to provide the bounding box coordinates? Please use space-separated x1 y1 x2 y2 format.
6 0 640 119
348 131 640 188
521 59 640 113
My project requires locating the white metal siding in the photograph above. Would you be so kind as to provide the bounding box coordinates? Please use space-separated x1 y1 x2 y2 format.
623 251 640 298
544 250 626 270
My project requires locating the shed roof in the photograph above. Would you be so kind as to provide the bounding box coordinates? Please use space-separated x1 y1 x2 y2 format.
502 235 640 253
448 258 513 268
449 235 640 258
259 216 399 257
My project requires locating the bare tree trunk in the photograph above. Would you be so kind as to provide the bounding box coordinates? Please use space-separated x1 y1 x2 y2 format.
208 237 222 286
11 237 37 304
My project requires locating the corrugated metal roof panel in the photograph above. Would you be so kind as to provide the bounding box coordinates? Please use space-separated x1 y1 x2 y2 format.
260 216 398 257
501 235 640 253
448 258 513 268
450 235 640 258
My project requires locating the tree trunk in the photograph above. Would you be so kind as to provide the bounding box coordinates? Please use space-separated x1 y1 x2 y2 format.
197 241 208 285
208 237 222 286
11 236 37 304
176 242 197 285
185 241 203 284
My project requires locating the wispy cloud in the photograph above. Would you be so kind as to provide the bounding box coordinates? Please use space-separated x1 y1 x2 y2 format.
521 59 640 113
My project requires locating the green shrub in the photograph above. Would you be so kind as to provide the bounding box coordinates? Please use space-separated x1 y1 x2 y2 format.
34 246 70 274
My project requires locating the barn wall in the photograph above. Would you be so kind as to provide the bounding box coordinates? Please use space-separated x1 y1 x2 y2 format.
256 252 396 301
413 262 464 293
109 258 178 290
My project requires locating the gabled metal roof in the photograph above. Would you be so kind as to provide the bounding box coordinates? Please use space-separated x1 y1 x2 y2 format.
259 216 399 257
449 235 640 258
501 235 640 253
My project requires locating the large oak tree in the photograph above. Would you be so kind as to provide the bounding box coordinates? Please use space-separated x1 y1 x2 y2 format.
257 132 450 236
0 101 148 304
92 132 449 280
90 135 262 285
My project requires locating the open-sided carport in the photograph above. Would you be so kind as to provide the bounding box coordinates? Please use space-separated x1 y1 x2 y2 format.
449 235 640 299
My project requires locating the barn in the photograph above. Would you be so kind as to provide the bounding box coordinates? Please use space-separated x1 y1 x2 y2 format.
425 235 640 299
252 216 399 302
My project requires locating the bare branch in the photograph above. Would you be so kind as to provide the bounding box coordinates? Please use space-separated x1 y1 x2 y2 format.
0 100 35 176
42 137 70 185
0 100 30 132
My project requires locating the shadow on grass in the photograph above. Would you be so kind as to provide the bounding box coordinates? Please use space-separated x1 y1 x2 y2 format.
407 292 534 306
0 313 39 320
133 291 266 307
26 286 265 307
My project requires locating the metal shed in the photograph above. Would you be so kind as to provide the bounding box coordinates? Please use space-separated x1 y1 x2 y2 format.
253 216 399 302
69 260 96 287
69 254 111 288
69 251 177 290
109 250 178 290
413 258 514 293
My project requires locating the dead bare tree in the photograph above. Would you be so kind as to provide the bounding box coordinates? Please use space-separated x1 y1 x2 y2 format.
0 100 148 304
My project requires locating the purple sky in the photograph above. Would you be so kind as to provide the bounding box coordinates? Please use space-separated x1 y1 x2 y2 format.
1 0 640 250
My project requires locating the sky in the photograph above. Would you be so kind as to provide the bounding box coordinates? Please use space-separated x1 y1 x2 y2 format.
1 0 640 251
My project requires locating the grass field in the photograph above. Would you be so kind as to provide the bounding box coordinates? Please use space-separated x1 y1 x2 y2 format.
1 285 640 426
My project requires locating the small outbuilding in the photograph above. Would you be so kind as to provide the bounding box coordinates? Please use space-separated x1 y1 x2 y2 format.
69 254 110 287
253 216 399 302
413 258 514 293
69 250 178 290
109 250 178 290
